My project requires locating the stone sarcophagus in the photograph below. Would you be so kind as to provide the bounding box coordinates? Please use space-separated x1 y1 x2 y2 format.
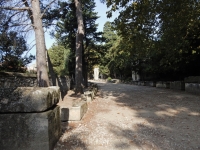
0 86 61 150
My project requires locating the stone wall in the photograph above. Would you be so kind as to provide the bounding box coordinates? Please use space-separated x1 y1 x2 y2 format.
0 72 71 99
0 72 37 88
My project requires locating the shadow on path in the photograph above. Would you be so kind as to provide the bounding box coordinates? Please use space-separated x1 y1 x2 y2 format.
97 82 200 149
54 81 200 150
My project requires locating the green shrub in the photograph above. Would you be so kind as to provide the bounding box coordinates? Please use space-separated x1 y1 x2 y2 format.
107 77 112 82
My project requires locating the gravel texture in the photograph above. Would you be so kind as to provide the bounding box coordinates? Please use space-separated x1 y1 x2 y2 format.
54 80 200 150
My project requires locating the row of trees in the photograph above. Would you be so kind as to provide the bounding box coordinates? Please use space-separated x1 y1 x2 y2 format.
99 0 200 81
1 0 200 93
0 0 57 86
48 0 102 92
0 0 88 93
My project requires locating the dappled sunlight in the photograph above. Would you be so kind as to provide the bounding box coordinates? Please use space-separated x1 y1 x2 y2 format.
155 108 180 117
55 81 200 149
96 81 200 149
189 112 200 116
108 123 161 150
155 106 200 117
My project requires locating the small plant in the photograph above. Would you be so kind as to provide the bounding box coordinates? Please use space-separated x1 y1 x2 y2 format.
107 77 112 82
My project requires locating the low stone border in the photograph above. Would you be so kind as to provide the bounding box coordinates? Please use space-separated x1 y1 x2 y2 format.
60 101 88 121
60 83 98 121
145 81 156 87
170 81 185 90
185 83 200 95
131 79 200 95
156 81 170 89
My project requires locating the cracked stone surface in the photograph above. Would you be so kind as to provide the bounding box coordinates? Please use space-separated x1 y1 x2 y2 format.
54 80 200 150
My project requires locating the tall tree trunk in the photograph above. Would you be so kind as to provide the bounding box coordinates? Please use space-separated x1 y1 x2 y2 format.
82 45 88 87
47 52 57 86
31 0 49 87
75 0 84 94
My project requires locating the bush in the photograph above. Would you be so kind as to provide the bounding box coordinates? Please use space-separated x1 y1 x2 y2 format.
107 77 112 82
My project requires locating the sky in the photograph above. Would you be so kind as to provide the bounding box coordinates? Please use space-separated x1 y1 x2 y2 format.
27 0 118 66
43 0 118 48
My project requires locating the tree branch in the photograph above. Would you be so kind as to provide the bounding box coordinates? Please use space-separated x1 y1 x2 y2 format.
41 0 57 18
21 0 34 25
2 11 22 30
9 23 32 27
1 6 30 11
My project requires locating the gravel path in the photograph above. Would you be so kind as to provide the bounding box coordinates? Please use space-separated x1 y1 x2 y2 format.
54 81 200 150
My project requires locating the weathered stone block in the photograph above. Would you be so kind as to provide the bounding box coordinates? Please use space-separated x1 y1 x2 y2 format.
0 86 60 112
145 81 156 87
170 81 185 90
156 81 170 88
185 83 200 95
0 106 61 150
90 90 95 99
132 81 138 85
84 91 92 102
111 79 120 83
60 101 88 121
141 81 146 86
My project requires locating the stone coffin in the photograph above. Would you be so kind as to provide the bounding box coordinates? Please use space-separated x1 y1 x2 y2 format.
132 81 138 85
0 106 61 150
0 86 61 150
0 86 60 113
185 83 200 95
156 81 170 88
60 84 98 121
84 91 92 102
170 81 185 90
145 81 156 87
141 81 146 86
60 101 88 121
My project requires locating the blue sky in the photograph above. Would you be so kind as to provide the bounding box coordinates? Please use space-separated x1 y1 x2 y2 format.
27 0 118 65
44 0 118 49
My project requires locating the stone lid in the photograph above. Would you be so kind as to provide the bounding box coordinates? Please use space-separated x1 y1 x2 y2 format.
184 76 200 83
0 86 60 113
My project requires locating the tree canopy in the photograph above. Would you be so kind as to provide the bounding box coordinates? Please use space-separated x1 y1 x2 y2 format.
48 44 70 76
102 0 200 80
0 31 35 72
1 0 200 83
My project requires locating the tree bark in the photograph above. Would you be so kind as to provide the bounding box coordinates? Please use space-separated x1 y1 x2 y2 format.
82 45 88 87
75 0 84 94
31 0 49 87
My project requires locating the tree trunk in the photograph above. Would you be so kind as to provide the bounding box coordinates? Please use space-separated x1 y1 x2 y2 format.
31 0 49 87
47 52 57 86
75 0 84 94
82 45 88 87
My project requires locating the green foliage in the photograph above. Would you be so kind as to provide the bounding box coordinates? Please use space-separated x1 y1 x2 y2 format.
107 77 112 82
99 21 133 79
0 31 35 72
48 44 70 76
99 65 110 77
104 0 200 80
52 0 102 78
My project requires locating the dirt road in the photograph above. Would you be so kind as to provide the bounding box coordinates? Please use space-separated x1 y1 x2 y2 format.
54 81 200 150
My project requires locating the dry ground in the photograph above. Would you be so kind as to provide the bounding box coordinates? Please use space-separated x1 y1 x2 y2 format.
54 80 200 150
